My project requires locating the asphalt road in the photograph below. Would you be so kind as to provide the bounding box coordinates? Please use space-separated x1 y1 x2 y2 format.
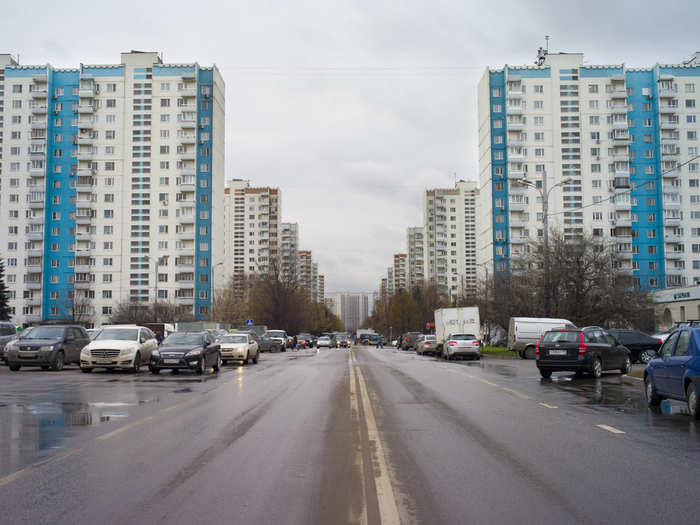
1 347 699 524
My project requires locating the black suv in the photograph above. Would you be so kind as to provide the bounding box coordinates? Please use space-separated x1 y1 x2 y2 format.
536 326 632 379
5 325 90 371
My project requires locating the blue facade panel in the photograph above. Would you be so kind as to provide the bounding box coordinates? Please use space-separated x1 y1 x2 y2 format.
195 68 213 319
43 69 79 320
81 66 124 77
153 66 195 77
489 70 509 275
579 67 623 78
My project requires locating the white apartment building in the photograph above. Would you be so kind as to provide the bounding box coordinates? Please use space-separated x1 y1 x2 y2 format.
386 266 394 296
478 51 700 290
393 253 408 292
0 51 225 325
332 292 369 333
298 250 313 298
280 222 299 283
223 179 281 293
423 180 478 300
407 226 425 288
311 262 319 302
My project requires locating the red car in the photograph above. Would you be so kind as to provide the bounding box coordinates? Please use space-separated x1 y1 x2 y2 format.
297 333 313 348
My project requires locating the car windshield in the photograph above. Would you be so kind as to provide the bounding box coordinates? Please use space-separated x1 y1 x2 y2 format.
96 328 139 341
266 331 285 338
452 334 476 340
221 335 247 344
319 337 330 341
163 333 204 345
424 336 436 341
23 326 65 339
542 331 579 343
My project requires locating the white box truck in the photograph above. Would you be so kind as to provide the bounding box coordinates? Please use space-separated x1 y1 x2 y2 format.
435 307 481 358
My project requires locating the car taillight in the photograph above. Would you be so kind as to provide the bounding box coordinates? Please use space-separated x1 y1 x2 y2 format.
535 334 544 356
656 339 663 344
448 341 456 346
424 341 430 345
472 340 479 345
578 332 589 355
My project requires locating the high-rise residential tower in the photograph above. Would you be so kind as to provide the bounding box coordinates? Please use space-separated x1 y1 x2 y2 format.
423 180 478 300
332 292 369 333
393 253 408 292
407 226 425 288
477 51 700 290
280 222 299 283
0 51 225 325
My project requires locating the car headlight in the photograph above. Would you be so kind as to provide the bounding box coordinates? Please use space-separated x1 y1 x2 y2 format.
39 345 54 352
152 349 160 357
120 346 137 355
6 343 17 352
186 349 201 357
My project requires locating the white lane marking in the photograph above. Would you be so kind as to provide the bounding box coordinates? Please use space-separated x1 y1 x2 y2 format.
355 362 401 525
0 448 79 487
97 415 154 440
539 402 558 409
596 424 625 434
348 352 368 525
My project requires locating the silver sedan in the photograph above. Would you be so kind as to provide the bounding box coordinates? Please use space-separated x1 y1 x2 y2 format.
443 334 481 361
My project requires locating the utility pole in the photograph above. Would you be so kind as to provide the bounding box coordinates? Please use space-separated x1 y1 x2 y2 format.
542 169 551 317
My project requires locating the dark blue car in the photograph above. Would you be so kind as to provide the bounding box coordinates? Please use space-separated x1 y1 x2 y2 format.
644 327 700 419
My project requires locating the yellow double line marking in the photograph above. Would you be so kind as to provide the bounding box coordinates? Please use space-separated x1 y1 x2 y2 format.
0 448 79 487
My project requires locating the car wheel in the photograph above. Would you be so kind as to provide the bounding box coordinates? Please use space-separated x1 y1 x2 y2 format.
620 355 632 375
52 351 65 371
687 383 700 420
519 350 527 359
213 354 221 372
645 375 662 407
591 358 602 379
524 346 535 360
150 367 160 375
81 367 92 373
639 350 654 365
197 357 206 375
539 368 552 379
9 364 20 371
131 352 141 374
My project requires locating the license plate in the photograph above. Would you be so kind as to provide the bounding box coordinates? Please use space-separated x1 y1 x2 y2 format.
19 351 37 357
95 358 113 364
163 359 179 364
549 349 567 356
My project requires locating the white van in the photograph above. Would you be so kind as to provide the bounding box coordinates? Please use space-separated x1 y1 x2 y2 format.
507 317 576 359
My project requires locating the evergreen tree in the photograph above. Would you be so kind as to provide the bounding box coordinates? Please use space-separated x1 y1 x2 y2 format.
0 258 11 320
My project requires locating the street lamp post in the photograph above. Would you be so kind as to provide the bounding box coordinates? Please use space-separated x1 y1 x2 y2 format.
515 170 571 318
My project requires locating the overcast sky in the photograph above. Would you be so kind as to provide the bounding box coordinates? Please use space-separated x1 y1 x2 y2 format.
5 1 700 295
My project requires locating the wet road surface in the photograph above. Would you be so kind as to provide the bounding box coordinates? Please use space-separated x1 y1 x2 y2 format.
1 346 699 524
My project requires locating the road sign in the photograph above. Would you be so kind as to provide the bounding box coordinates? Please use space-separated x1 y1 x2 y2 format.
246 319 254 326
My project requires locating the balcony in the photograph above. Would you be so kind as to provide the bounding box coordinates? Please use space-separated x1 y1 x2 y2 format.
614 200 631 211
178 215 196 224
77 105 96 114
658 87 676 98
75 231 93 242
508 149 525 161
508 169 525 180
660 120 678 130
30 135 46 145
176 103 197 111
29 149 46 159
507 120 524 130
179 182 196 193
506 105 523 115
509 217 529 228
77 151 94 161
665 251 683 260
507 137 525 147
179 135 197 145
177 231 196 241
616 250 633 260
32 73 48 83
27 231 44 241
30 89 48 99
662 149 679 157
663 216 681 226
78 86 96 98
659 104 678 114
661 135 679 143
75 214 93 225
611 89 627 99
509 201 527 212
26 281 42 290
27 216 44 225
26 297 42 307
663 195 681 208
179 167 196 176
176 296 195 306
75 180 94 192
77 136 94 145
178 87 197 97
615 218 632 228
25 313 42 323
179 113 196 125
75 248 91 257
31 105 48 115
663 168 680 179
610 105 628 115
29 166 45 177
74 264 91 273
179 152 196 161
28 196 45 209
665 234 682 244
74 280 94 290
510 236 528 245
177 200 196 210
30 120 47 130
617 267 634 276
27 262 42 273
666 267 685 276
77 120 94 129
75 200 93 209
611 153 629 163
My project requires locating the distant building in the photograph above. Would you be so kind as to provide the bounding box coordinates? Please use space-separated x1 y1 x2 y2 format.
393 253 408 292
386 267 394 296
332 292 369 333
407 227 425 288
280 222 299 283
298 250 313 299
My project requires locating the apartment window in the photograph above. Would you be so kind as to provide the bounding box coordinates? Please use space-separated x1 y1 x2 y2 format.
534 100 544 109
104 242 113 250
649 246 657 255
159 177 169 185
161 82 170 91
106 83 117 92
492 88 501 97
105 130 116 140
588 84 599 93
493 104 502 113
105 146 115 155
12 84 22 93
106 99 116 108
106 114 116 123
534 85 543 93
103 226 113 235
589 116 600 125
105 162 115 171
160 161 169 169
588 100 599 109
160 145 170 154
160 114 170 122
160 130 169 138
685 83 696 93
686 99 696 108
688 115 697 123
493 120 503 129
534 116 544 125
643 118 652 127
648 230 657 239
535 148 544 157
103 210 114 219
160 99 170 107
688 131 698 141
534 132 544 141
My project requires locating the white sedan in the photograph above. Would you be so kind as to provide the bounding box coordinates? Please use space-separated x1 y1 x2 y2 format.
80 325 158 372
219 333 259 364
317 336 332 348
443 333 481 361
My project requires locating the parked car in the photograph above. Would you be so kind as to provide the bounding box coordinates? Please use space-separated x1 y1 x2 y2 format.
6 325 90 371
652 332 672 343
219 333 259 364
336 333 350 348
607 329 662 364
400 332 423 351
0 321 18 364
442 334 481 360
260 330 287 352
86 328 101 340
150 331 221 374
508 317 576 359
536 327 632 379
80 325 158 373
416 335 438 356
644 327 700 418
317 336 332 348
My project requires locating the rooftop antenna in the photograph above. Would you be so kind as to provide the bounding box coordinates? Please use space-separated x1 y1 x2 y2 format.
535 36 550 66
